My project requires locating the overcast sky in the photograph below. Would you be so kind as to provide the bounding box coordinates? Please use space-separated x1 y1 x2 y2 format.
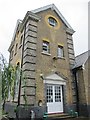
0 0 88 61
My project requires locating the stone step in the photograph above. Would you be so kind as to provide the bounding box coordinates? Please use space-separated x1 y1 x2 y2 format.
47 113 75 120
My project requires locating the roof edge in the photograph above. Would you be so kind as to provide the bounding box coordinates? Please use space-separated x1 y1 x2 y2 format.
8 19 22 52
32 4 74 31
72 50 90 69
20 11 40 31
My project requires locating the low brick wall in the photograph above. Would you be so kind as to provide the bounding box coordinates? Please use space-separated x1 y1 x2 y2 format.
4 102 47 119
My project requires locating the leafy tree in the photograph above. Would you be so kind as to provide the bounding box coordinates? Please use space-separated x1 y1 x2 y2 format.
0 54 16 110
0 53 27 119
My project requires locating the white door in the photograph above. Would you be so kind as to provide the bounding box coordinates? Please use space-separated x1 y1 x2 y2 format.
47 85 63 113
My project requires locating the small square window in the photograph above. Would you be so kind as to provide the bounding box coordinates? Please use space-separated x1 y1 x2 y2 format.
42 41 50 53
58 46 64 58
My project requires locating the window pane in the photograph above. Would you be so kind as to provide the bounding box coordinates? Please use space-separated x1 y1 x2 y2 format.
47 85 53 102
43 41 50 53
55 86 61 102
48 17 57 27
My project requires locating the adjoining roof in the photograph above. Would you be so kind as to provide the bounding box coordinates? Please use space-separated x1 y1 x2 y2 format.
8 12 40 52
73 50 90 69
8 19 22 52
32 4 74 31
12 19 22 41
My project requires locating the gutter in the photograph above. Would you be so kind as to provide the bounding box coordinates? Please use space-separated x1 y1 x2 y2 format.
72 69 79 114
17 23 26 106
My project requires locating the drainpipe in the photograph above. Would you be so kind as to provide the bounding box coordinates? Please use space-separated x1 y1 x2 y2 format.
18 23 26 106
73 70 79 115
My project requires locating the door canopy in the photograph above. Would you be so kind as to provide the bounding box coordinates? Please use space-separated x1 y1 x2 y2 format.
44 73 66 85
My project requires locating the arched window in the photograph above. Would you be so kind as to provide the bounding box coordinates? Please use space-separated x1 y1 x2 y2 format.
14 62 20 101
15 43 18 55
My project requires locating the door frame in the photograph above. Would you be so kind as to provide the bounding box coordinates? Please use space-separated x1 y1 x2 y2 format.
46 84 63 113
43 73 66 114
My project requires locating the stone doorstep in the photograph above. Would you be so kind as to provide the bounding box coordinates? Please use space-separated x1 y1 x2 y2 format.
47 116 90 120
48 113 68 117
47 113 75 119
61 117 90 120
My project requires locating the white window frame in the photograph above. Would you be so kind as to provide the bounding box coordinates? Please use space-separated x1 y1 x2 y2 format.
58 46 64 58
48 17 57 27
43 41 50 54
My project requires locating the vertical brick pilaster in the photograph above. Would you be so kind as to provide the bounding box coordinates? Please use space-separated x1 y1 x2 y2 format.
20 14 40 105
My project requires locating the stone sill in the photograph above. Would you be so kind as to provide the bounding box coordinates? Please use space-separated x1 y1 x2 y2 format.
41 52 51 56
57 57 65 60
